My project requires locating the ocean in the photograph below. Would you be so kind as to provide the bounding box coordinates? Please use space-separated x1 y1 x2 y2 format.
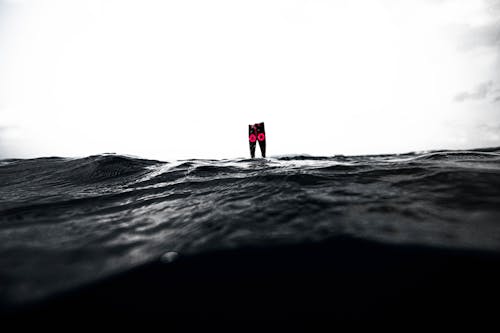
1 147 500 323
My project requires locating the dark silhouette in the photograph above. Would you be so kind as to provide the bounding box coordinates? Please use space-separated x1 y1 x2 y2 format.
248 122 266 158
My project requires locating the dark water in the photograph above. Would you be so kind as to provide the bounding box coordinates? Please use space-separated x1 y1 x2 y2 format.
1 147 500 320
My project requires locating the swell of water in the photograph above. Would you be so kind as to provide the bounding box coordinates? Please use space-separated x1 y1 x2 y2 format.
1 148 500 309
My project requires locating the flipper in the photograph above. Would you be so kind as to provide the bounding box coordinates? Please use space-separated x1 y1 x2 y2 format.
248 125 257 158
249 122 266 158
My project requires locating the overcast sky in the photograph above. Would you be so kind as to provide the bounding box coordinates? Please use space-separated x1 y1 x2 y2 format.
1 0 499 160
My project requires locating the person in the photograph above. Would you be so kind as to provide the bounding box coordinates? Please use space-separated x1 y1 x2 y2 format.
248 122 266 158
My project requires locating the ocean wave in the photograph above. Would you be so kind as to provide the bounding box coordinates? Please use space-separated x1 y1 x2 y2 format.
1 147 500 309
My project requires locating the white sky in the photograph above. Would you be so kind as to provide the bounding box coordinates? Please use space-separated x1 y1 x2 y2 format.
1 0 499 160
